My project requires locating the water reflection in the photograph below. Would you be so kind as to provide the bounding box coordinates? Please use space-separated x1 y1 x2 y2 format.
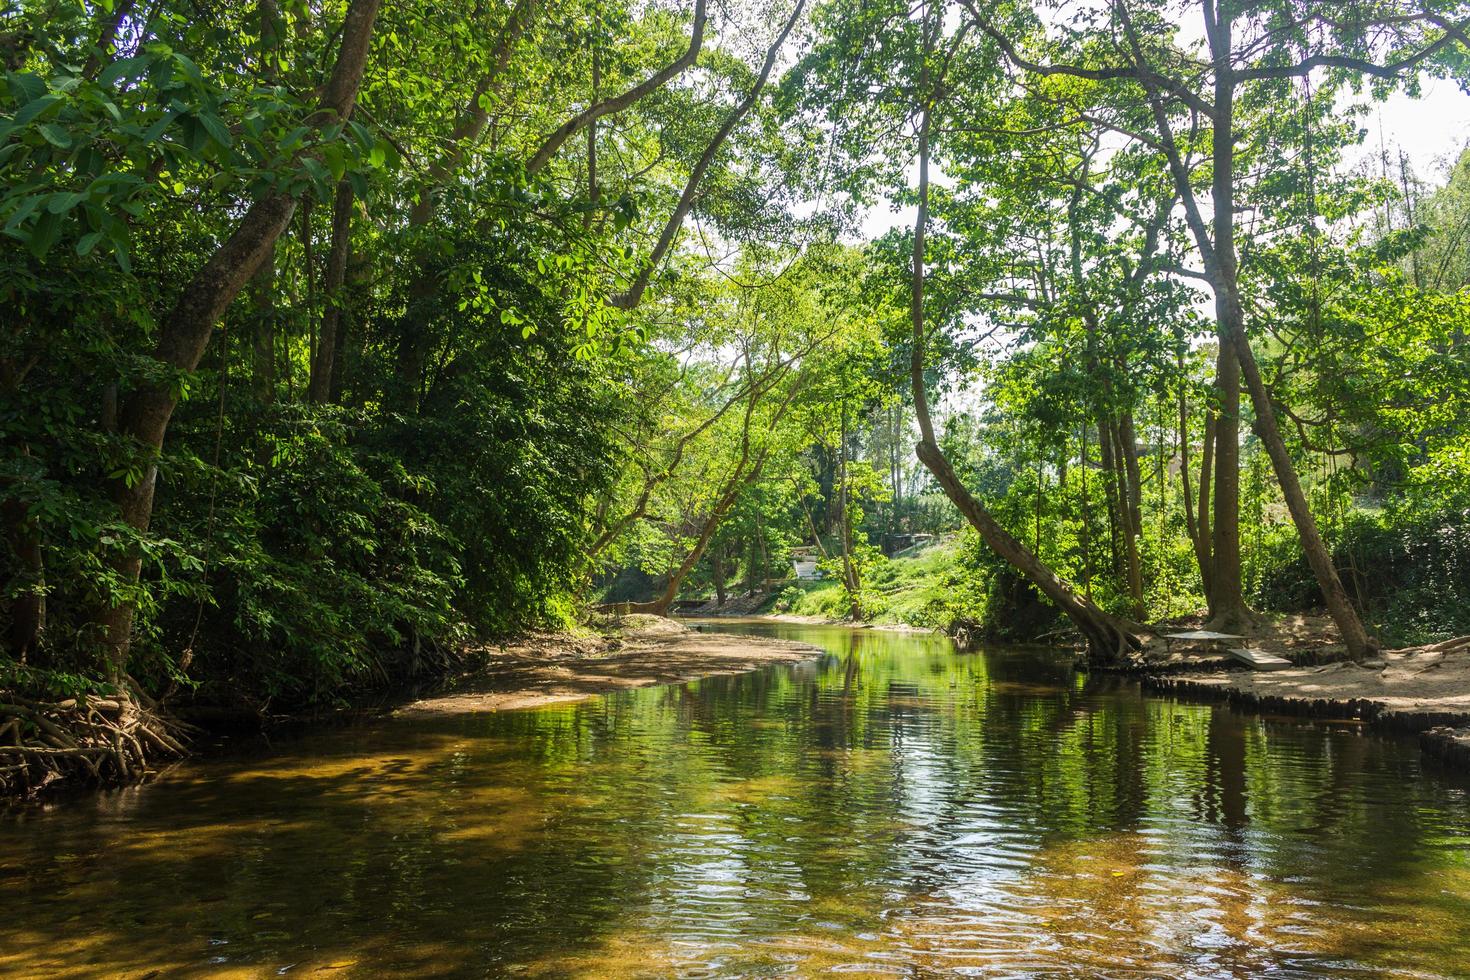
3 621 1469 978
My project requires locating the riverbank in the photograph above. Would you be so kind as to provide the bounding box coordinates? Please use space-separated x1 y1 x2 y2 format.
2 616 821 802
1143 636 1470 769
397 615 824 716
736 612 937 634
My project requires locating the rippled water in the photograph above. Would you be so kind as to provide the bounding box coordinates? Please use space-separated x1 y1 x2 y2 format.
4 620 1470 978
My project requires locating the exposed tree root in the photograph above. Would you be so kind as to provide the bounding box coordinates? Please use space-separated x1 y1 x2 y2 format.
0 684 190 799
1414 635 1470 655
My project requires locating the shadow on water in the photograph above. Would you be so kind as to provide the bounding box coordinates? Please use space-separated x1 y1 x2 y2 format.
3 620 1470 977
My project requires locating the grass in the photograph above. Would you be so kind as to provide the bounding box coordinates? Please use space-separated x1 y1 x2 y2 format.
767 537 988 631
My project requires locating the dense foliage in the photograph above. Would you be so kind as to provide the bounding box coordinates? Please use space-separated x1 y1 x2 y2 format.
5 0 1470 723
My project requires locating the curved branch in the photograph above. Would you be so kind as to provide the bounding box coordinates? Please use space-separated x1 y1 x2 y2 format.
608 0 807 310
526 0 709 176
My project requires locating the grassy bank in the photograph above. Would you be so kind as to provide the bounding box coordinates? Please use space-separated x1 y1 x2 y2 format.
768 538 989 634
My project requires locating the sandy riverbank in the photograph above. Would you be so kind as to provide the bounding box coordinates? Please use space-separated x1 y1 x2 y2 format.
1145 638 1470 768
397 616 824 716
753 612 937 634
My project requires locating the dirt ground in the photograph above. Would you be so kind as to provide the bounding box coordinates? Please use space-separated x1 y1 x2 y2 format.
1163 644 1470 720
397 615 823 716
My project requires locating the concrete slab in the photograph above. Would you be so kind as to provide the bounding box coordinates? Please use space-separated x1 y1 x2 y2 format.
1164 630 1247 641
1228 647 1294 671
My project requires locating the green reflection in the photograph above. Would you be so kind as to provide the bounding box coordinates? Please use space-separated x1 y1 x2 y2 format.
2 621 1469 978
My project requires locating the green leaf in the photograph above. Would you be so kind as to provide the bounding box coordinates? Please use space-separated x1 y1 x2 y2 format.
173 53 204 85
76 230 104 256
141 109 178 144
4 193 43 232
46 191 86 214
199 112 232 148
13 94 61 127
37 123 72 149
107 221 131 272
302 155 329 188
322 142 346 180
6 72 45 104
28 209 62 258
98 55 147 87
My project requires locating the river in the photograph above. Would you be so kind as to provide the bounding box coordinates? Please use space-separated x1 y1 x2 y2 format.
3 619 1469 977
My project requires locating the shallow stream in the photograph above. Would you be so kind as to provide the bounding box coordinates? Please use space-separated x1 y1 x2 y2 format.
4 620 1469 977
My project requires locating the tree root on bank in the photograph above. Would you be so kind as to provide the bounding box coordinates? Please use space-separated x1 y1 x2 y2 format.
0 685 190 799
1415 635 1470 655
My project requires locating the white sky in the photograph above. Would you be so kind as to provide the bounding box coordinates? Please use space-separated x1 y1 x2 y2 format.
1357 79 1470 177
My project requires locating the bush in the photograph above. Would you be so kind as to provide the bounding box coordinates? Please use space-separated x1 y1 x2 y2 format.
1252 505 1470 644
148 405 464 706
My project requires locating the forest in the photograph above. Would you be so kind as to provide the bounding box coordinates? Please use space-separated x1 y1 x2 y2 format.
4 0 1470 798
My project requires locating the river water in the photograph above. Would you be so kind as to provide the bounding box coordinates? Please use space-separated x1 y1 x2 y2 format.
3 620 1470 978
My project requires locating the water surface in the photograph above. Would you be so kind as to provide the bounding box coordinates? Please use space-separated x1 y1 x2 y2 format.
4 620 1470 977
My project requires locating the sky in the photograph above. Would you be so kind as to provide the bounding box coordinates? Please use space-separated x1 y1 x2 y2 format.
1357 79 1470 177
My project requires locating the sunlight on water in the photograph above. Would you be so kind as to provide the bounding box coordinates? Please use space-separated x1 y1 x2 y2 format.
3 621 1469 978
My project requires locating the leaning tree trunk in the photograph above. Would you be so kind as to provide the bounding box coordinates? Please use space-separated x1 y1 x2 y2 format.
1221 293 1378 660
96 0 383 679
907 98 1142 663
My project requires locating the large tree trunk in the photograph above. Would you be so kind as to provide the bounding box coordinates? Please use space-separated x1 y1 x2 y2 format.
1201 16 1252 632
96 0 383 678
1207 342 1253 630
1138 4 1372 658
308 179 354 404
907 96 1141 663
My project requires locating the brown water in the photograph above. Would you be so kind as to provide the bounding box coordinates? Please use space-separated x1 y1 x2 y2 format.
3 620 1470 978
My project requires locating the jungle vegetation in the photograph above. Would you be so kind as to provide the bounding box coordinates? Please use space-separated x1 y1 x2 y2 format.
4 0 1470 785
